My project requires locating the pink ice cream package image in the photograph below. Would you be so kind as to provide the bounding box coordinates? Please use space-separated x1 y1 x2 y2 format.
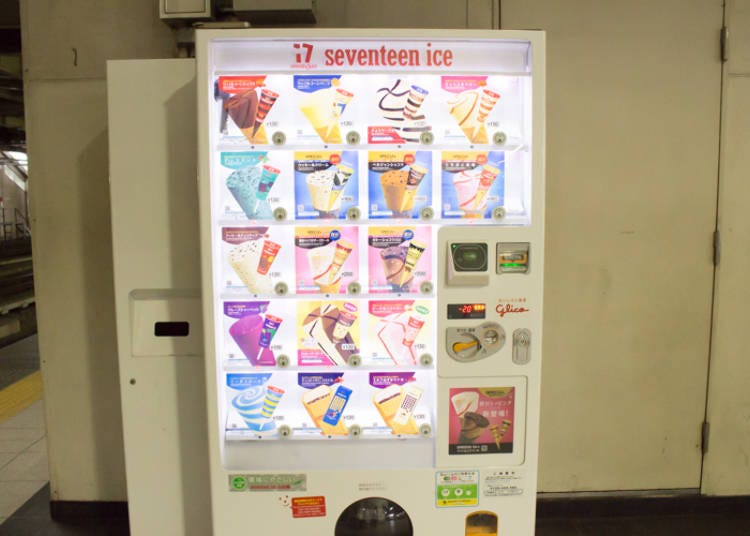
367 226 431 293
441 151 505 219
295 226 358 294
368 300 431 366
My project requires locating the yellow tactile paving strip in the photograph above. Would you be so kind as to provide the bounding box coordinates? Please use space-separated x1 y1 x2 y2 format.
0 371 43 423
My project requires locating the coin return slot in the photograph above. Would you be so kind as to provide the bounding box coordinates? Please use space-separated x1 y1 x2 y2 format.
153 321 190 337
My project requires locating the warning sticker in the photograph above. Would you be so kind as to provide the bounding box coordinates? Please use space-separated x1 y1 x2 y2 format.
436 470 479 507
292 496 327 518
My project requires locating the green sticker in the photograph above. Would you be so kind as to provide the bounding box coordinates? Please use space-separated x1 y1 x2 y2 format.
230 475 248 491
435 470 479 507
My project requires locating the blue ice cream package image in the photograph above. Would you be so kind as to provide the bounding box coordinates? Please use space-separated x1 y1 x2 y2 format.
220 151 292 220
294 150 358 219
226 373 285 435
368 150 432 219
441 150 505 219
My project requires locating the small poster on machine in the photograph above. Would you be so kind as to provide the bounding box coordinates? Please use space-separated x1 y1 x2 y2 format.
448 387 515 455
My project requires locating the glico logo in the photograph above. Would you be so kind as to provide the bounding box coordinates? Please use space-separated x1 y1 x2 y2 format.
292 42 316 68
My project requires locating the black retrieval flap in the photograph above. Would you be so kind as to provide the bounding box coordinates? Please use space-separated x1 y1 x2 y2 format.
154 321 190 337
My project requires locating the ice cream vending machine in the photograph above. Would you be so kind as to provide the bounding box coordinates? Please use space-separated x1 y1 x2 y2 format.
196 29 544 535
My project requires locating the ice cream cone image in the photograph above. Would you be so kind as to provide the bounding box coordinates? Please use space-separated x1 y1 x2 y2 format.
306 169 343 217
379 169 411 217
241 124 268 145
252 89 279 137
315 278 341 294
228 240 272 294
300 89 342 144
396 164 427 213
472 165 500 211
308 245 335 284
453 167 482 213
326 189 343 212
448 88 499 144
490 419 512 448
462 124 488 144
317 122 342 144
396 240 425 287
448 91 478 127
225 89 258 142
476 88 500 124
458 412 490 444
451 391 479 416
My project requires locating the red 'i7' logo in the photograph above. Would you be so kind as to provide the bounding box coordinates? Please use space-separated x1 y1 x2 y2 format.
294 43 314 63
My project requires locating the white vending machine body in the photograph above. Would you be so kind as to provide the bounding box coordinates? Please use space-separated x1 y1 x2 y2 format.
197 29 544 535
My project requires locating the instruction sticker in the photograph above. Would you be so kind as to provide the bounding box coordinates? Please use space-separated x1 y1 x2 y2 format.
483 469 524 497
292 496 327 518
228 474 307 492
436 470 479 507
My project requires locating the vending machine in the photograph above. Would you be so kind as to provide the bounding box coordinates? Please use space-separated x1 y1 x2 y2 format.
196 28 544 535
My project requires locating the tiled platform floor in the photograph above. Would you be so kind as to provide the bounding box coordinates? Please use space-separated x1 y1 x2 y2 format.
0 400 47 526
0 334 39 391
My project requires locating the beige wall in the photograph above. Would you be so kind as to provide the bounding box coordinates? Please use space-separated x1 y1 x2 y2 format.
21 0 175 501
702 0 750 495
503 0 722 491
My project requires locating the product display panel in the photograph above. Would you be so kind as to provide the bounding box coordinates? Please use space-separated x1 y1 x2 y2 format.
198 29 544 535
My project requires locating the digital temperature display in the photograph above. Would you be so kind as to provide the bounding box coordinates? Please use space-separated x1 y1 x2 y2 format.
447 303 487 319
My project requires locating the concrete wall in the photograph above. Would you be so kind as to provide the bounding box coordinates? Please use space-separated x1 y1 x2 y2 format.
21 0 175 501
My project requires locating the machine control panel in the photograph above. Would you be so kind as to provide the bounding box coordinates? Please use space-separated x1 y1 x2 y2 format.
447 303 487 320
446 242 490 287
446 322 505 362
496 242 530 274
512 328 532 365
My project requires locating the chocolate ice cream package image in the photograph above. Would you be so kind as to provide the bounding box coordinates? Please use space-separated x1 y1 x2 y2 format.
214 76 283 145
367 300 432 366
219 151 292 220
369 372 430 435
293 75 357 144
448 387 515 455
295 226 358 294
368 77 433 144
368 151 432 219
221 226 293 295
223 301 292 366
441 151 505 219
442 76 503 144
367 226 431 293
294 151 358 219
298 373 350 436
297 300 360 366
225 372 286 435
